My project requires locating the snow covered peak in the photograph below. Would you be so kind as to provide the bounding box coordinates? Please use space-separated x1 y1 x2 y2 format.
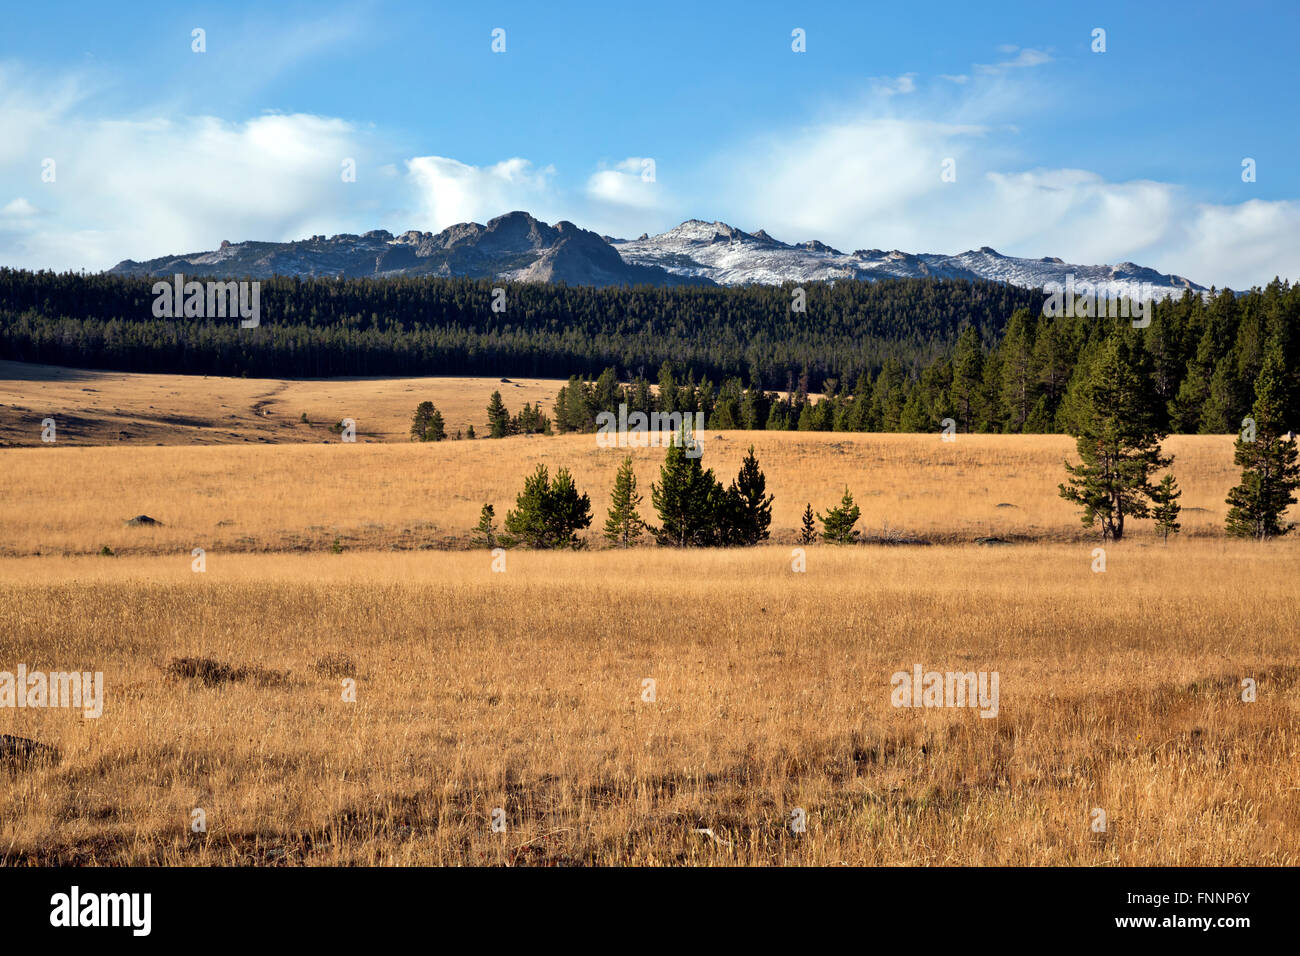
613 221 1207 297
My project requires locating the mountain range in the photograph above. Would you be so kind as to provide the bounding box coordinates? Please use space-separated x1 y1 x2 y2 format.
109 210 1209 297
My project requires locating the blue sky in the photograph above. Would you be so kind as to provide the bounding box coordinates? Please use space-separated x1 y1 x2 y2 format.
1 0 1297 287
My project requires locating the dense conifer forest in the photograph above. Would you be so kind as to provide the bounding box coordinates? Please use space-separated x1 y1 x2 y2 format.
2 269 1297 433
0 269 1037 383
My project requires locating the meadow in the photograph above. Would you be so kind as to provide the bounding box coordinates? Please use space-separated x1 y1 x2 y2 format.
0 545 1296 865
0 365 1296 866
0 360 560 446
0 432 1246 556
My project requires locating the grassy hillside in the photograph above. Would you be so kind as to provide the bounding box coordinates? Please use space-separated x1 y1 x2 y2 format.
0 361 561 446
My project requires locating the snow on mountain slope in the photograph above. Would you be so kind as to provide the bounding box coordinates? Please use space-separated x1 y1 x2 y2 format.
612 220 1209 298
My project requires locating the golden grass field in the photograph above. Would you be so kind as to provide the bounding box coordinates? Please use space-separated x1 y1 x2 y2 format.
0 431 1255 556
0 360 560 445
1 546 1296 865
0 363 1296 866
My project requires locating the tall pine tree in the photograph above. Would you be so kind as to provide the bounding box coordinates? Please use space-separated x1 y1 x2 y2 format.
603 456 645 546
650 430 718 546
1151 474 1182 542
487 391 511 438
728 445 774 545
1058 338 1170 541
1225 353 1299 539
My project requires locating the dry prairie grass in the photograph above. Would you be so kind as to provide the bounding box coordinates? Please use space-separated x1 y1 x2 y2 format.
2 364 1293 867
0 544 1296 866
0 360 560 446
0 432 1255 556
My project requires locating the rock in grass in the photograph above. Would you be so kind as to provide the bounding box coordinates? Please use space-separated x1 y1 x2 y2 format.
0 735 60 769
312 653 354 678
166 657 244 685
125 514 162 526
166 656 289 687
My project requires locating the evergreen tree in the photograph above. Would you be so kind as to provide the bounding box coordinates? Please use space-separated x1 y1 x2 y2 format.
765 401 791 430
472 503 498 548
560 376 596 432
630 377 654 416
1200 352 1241 434
707 479 744 547
410 401 446 442
593 368 622 418
603 456 645 546
504 464 592 548
728 445 774 545
649 431 719 546
487 390 511 438
657 362 679 414
428 406 446 441
871 360 908 431
1032 319 1074 427
411 401 434 440
1058 339 1170 541
1151 474 1182 542
799 503 817 545
951 326 986 432
819 487 861 544
511 401 550 435
547 467 593 548
898 383 932 433
1168 326 1217 433
709 378 742 430
998 309 1038 432
1225 354 1299 539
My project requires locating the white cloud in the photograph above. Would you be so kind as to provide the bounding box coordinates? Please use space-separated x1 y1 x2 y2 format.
0 56 1296 290
406 156 556 232
699 65 1299 288
709 117 991 250
1172 199 1300 289
585 157 665 210
975 47 1052 74
1 198 38 219
870 73 917 96
0 68 380 269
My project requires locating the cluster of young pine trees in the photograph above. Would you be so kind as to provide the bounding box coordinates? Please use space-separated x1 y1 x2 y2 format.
485 390 550 438
474 439 782 550
409 390 551 442
470 436 884 551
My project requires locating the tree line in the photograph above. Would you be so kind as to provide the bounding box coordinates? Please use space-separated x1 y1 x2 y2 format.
544 282 1300 437
6 269 1297 436
0 268 1037 386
